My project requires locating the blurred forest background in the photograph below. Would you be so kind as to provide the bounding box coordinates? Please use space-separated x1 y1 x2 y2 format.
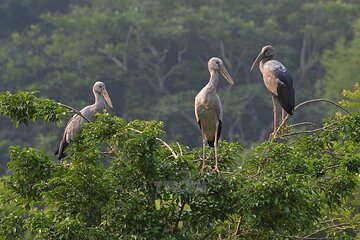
1 0 360 175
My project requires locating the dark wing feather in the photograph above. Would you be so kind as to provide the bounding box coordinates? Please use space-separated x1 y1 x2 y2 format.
274 68 295 115
55 131 69 160
207 120 222 148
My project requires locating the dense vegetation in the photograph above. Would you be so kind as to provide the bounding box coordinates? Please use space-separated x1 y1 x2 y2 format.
1 0 360 239
0 89 359 239
1 0 360 174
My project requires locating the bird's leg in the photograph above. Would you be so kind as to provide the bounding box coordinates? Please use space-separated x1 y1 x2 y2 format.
272 96 277 134
201 130 207 174
278 108 286 133
213 123 221 175
214 141 221 175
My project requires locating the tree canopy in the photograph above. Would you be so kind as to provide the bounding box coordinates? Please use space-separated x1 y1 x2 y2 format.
1 0 360 239
1 0 360 174
0 89 359 239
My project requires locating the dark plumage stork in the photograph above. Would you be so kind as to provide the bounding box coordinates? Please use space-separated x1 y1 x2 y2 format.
195 57 235 173
250 45 295 134
55 81 113 160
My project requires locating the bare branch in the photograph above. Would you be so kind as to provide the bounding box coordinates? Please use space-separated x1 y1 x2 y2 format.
294 98 351 114
128 127 178 159
303 222 360 239
220 41 231 68
58 103 90 122
177 45 188 62
233 215 243 236
122 25 134 69
176 142 183 156
273 98 350 139
278 126 340 138
289 121 320 129
98 49 127 71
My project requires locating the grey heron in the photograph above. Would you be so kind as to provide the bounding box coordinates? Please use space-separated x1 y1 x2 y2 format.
250 45 295 134
195 57 234 173
55 81 113 160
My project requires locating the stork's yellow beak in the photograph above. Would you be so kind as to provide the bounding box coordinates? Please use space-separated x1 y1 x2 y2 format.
219 65 234 85
250 51 265 72
102 89 113 109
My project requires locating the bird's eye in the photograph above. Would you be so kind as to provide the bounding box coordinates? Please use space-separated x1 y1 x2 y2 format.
216 61 220 65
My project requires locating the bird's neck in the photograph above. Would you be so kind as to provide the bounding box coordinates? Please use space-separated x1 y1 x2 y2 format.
206 69 218 91
259 60 266 73
94 93 106 111
259 57 272 73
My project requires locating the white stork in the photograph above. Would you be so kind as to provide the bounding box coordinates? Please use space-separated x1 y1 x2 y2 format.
250 45 295 134
195 57 234 173
55 81 113 160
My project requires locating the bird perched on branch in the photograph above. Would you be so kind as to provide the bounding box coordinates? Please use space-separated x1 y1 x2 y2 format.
250 45 295 134
195 57 235 173
55 81 113 160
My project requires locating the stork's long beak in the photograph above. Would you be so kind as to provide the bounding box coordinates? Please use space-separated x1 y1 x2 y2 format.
250 51 265 72
219 65 234 85
102 89 113 109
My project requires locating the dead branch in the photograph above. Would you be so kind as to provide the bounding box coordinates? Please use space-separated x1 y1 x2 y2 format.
289 121 320 129
58 103 90 122
273 98 350 138
128 127 178 159
294 98 351 114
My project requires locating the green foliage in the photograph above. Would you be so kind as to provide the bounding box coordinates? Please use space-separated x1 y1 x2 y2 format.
2 147 57 206
318 18 360 101
1 0 360 238
0 92 359 239
1 0 359 163
0 91 68 127
341 83 360 110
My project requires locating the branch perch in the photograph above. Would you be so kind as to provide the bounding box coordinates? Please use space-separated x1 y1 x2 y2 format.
59 103 90 122
273 98 350 138
128 127 178 159
294 98 351 114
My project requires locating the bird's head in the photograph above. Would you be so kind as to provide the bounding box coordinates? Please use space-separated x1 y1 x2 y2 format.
93 81 113 108
250 45 276 72
208 57 234 85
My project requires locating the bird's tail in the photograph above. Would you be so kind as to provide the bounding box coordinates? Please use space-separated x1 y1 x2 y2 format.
55 136 69 160
207 140 215 148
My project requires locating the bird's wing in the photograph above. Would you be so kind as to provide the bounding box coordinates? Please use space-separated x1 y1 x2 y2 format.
64 115 85 142
216 94 223 121
55 131 68 160
194 95 202 129
64 105 92 142
215 94 223 143
263 70 280 96
274 67 295 114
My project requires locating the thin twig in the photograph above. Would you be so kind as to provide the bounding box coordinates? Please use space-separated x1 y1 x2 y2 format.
289 122 320 129
278 127 340 138
294 98 351 114
233 215 243 236
59 103 90 122
323 164 341 171
274 98 350 139
176 142 183 157
128 127 178 159
304 222 360 239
